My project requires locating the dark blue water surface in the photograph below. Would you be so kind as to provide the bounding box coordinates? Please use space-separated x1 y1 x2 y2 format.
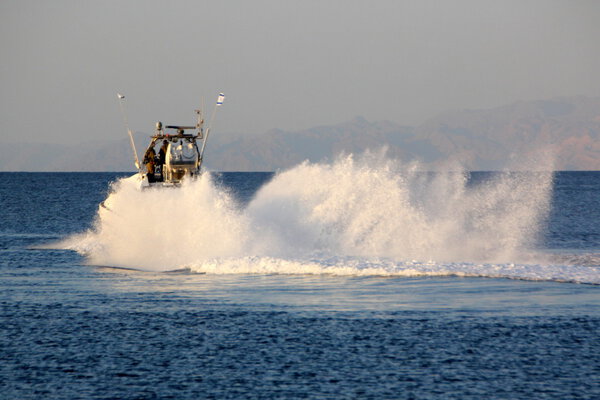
1 171 599 399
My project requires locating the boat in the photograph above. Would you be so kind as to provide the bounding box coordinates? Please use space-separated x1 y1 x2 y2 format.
119 92 224 189
139 123 203 188
99 93 224 212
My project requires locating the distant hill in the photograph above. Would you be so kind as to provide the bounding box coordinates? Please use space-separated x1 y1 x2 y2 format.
2 96 599 171
207 117 418 171
0 136 146 172
413 96 600 170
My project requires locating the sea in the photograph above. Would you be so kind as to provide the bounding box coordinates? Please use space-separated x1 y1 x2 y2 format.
1 155 599 399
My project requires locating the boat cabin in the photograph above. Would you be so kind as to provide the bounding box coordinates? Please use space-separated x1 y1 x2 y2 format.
142 123 203 185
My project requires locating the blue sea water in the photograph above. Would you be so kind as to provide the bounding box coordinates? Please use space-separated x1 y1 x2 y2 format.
1 168 599 399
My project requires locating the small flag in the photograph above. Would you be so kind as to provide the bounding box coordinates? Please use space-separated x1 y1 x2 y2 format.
217 93 225 106
117 93 125 99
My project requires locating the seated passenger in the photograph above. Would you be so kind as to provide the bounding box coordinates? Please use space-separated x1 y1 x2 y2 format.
143 146 157 182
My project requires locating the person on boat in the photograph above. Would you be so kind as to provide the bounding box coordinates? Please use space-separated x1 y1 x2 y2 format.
158 139 169 181
143 145 157 182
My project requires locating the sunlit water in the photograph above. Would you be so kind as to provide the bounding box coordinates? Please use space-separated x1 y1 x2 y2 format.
1 158 599 399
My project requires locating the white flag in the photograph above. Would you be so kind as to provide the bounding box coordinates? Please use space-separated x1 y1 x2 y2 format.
217 93 225 106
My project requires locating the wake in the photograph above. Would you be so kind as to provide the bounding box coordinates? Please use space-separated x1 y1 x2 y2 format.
58 152 600 283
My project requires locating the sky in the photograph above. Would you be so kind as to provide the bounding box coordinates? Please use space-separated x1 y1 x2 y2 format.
1 0 599 144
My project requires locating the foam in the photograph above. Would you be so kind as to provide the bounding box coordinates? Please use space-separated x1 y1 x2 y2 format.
182 256 600 284
57 151 600 283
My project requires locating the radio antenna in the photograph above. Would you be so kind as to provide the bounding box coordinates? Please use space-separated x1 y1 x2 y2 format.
117 93 141 171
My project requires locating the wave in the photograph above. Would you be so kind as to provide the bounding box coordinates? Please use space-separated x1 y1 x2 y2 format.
179 255 600 284
57 151 600 284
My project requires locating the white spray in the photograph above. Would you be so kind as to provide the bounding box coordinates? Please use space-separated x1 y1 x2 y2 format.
245 151 553 263
63 150 559 278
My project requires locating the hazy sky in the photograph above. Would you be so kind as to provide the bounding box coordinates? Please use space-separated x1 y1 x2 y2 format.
1 0 599 144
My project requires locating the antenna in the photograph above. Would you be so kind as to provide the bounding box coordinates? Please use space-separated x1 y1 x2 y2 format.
117 93 141 171
199 93 225 164
195 97 205 139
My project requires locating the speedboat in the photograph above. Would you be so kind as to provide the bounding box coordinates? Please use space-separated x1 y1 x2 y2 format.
139 123 203 188
99 93 224 211
120 92 224 189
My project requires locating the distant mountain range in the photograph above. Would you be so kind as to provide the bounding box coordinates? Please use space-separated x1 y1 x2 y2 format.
2 96 599 171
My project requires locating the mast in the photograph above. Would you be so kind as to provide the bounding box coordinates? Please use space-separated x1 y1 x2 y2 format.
199 93 225 167
117 93 141 172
